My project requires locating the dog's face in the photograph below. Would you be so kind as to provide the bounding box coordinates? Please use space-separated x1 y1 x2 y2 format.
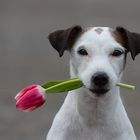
70 27 126 95
48 25 140 96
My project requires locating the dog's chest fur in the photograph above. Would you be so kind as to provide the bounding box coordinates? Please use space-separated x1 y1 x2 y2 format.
47 88 136 140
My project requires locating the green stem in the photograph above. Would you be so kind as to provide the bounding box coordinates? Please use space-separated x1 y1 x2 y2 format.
42 78 135 94
117 83 135 90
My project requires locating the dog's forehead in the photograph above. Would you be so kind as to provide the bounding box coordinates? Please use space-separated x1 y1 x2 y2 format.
83 27 114 40
76 27 119 45
85 27 106 35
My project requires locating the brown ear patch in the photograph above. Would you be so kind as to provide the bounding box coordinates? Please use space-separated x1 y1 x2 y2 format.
110 28 126 48
113 26 140 60
48 25 82 57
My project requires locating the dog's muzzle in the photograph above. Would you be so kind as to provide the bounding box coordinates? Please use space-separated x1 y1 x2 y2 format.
90 72 110 96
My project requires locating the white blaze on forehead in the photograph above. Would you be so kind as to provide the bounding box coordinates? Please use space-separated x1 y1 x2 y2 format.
74 27 123 50
80 27 112 42
85 27 112 38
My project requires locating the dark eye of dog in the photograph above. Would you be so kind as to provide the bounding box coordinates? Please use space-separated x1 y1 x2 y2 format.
112 49 124 57
78 48 88 56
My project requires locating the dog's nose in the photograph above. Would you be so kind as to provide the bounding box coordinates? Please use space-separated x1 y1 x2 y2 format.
91 72 109 86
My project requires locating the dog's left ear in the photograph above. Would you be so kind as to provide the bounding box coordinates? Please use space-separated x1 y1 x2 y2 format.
116 26 140 60
48 25 82 57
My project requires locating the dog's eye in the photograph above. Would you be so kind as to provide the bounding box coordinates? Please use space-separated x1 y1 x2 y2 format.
78 48 88 56
112 50 124 57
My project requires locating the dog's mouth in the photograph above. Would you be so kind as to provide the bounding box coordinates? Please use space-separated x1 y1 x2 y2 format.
83 84 110 96
89 88 110 96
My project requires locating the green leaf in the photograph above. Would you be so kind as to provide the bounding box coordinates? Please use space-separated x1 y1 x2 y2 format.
43 78 83 93
42 78 135 94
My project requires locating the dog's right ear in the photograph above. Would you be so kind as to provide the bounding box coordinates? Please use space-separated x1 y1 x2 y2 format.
48 25 82 57
116 27 140 60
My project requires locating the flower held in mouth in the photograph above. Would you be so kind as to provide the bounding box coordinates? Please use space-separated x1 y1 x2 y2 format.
15 84 46 112
15 78 135 112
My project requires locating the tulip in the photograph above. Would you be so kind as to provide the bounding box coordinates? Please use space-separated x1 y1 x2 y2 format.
15 78 135 112
15 84 46 112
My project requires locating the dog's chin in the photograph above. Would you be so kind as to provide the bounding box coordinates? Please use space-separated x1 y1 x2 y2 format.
89 88 109 97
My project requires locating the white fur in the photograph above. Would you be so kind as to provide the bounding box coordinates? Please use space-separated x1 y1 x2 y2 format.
47 27 137 140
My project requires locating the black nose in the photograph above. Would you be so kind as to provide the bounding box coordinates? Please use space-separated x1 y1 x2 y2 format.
91 72 109 86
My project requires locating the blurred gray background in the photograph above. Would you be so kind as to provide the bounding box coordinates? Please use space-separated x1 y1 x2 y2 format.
0 0 140 140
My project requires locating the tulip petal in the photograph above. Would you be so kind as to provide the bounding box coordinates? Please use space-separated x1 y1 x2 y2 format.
15 84 37 100
15 84 46 112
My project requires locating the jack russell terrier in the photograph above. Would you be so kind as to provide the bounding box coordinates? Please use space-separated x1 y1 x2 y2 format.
46 25 140 140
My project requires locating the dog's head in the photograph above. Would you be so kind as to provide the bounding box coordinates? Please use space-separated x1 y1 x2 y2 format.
48 25 140 96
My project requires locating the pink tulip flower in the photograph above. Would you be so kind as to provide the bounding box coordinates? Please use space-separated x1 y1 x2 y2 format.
15 84 46 112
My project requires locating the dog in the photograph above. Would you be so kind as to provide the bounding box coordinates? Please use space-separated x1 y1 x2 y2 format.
46 25 139 140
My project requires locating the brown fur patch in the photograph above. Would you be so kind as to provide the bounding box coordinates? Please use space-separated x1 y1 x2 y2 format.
109 28 125 47
95 28 103 34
